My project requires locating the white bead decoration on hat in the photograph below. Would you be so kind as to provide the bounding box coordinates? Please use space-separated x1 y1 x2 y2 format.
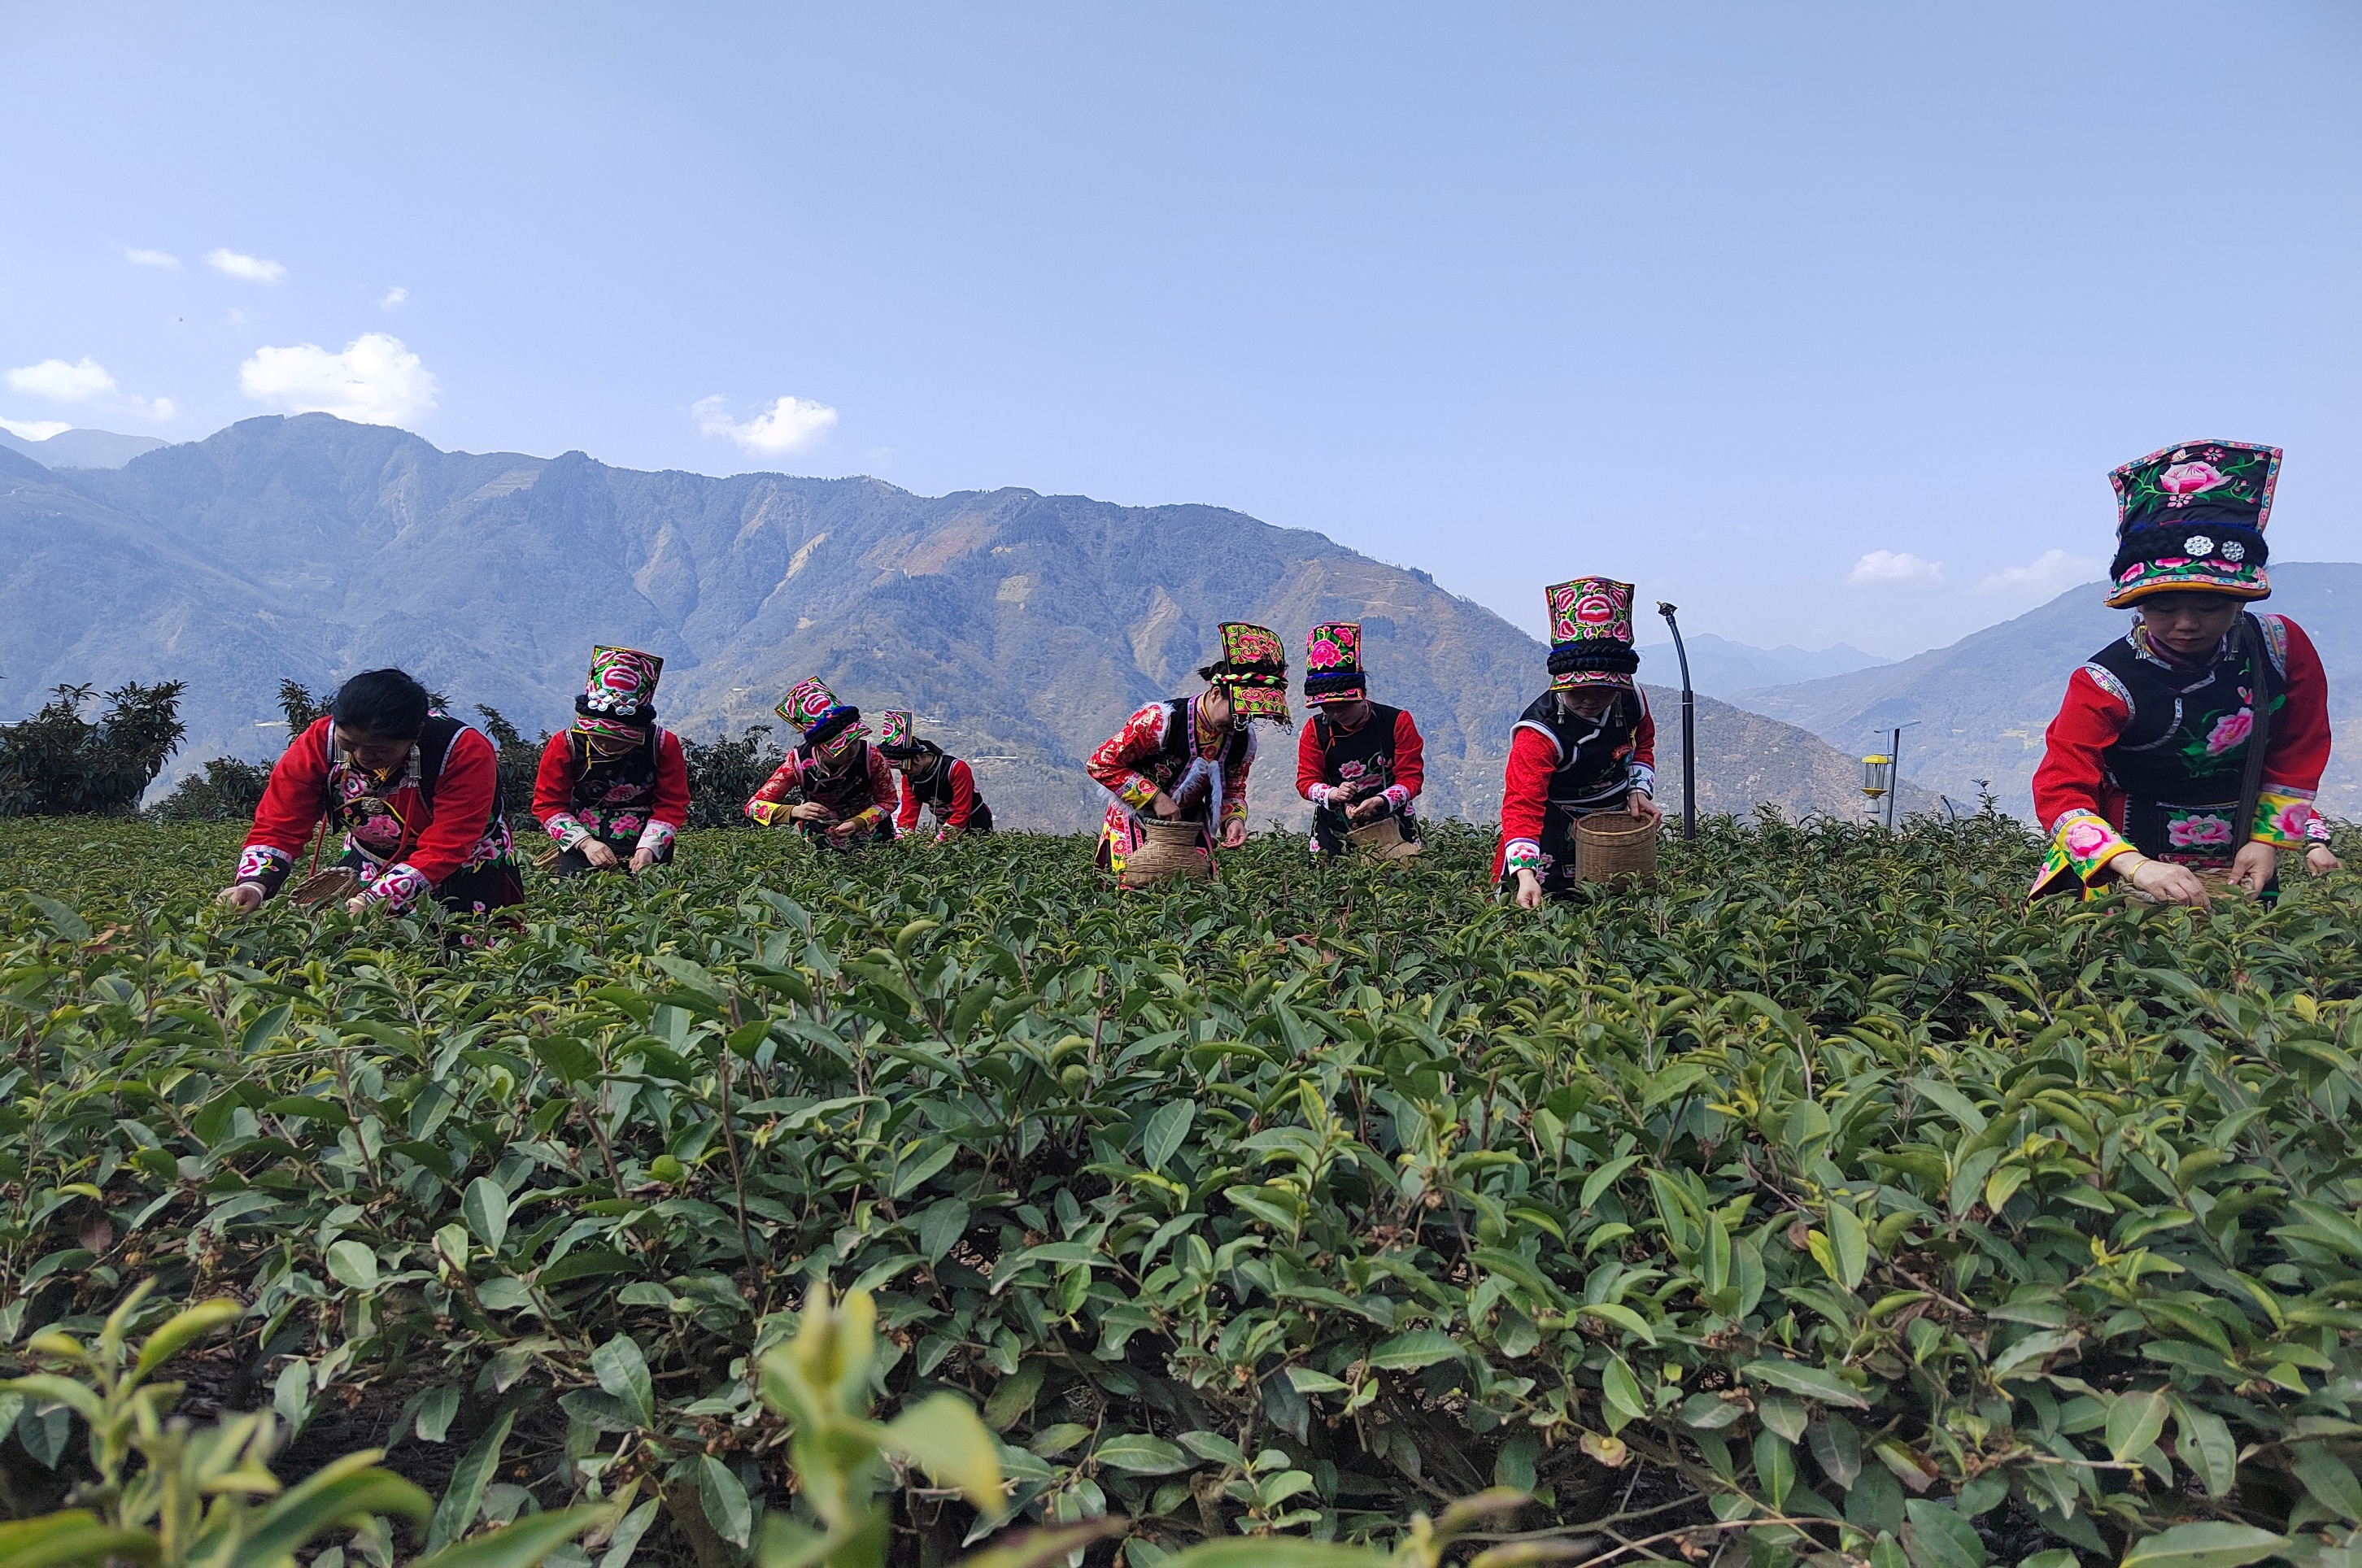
2222 541 2245 561
2182 534 2215 557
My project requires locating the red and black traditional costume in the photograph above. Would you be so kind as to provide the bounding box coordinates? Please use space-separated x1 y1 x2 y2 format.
876 710 994 838
533 645 691 874
1087 621 1288 878
2031 440 2333 897
1494 577 1656 895
1294 621 1426 856
745 677 898 848
237 713 522 914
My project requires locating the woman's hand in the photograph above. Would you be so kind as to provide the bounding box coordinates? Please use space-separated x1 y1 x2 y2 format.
789 801 835 824
1627 791 1664 825
2229 842 2277 894
1219 817 1248 850
1514 869 1544 910
826 816 866 842
217 884 264 912
1148 791 1180 819
2307 844 2342 876
630 847 659 874
343 895 373 917
579 838 621 869
2126 857 2211 908
1347 795 1389 823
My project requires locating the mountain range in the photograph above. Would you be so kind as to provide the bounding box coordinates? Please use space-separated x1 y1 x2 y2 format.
0 425 169 470
1736 564 2362 819
1630 632 1889 699
0 414 1922 832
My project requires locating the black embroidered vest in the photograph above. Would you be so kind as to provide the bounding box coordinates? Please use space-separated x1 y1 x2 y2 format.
904 751 985 817
568 729 661 815
1148 699 1251 827
1309 703 1403 793
2086 617 2285 856
329 715 505 860
794 740 880 819
1515 690 1641 812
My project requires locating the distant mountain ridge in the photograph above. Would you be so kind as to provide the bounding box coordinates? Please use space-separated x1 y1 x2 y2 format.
0 426 172 470
1632 633 1889 699
2 414 1917 830
1727 564 2362 819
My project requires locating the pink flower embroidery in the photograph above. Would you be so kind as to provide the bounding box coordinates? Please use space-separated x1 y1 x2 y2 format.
2204 710 2253 755
2063 821 2111 857
2160 461 2229 496
360 813 400 841
612 814 644 836
2168 814 2233 848
602 782 642 802
1306 639 1340 669
2273 801 2313 838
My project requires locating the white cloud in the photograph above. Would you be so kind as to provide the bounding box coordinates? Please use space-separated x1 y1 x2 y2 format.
207 248 288 284
126 247 181 269
138 397 177 422
7 357 117 403
0 416 72 441
1977 548 2103 599
378 285 407 310
239 333 438 425
695 393 839 455
1846 549 1946 589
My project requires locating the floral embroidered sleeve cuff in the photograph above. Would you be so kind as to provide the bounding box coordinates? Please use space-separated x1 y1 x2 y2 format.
2252 788 2320 848
1503 838 1543 877
1383 784 1412 811
746 799 791 828
360 862 433 913
1117 775 1161 811
235 844 294 899
638 819 678 854
1626 763 1656 795
544 812 592 849
2029 808 2138 899
1305 783 1331 804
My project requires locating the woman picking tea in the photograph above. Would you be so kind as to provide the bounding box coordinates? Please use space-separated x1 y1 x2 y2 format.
219 668 523 916
1295 621 1427 857
1495 577 1662 908
744 677 900 848
2030 440 2338 906
878 711 996 838
532 645 691 876
1087 621 1288 880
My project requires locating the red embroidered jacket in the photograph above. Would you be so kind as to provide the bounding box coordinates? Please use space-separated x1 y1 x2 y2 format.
238 716 503 910
744 745 900 832
2029 614 2331 895
530 729 691 852
1493 695 1657 882
896 756 981 834
1295 707 1425 808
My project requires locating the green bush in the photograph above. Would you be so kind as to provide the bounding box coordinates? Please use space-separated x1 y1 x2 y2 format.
0 811 2357 1568
150 756 272 822
0 682 185 817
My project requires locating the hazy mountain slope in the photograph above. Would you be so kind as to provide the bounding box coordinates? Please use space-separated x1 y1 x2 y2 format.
0 427 171 468
6 413 1914 830
1732 564 2362 818
1630 633 1889 698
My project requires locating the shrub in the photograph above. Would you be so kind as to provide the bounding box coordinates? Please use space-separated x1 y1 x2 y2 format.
150 756 272 821
0 681 185 817
682 723 787 827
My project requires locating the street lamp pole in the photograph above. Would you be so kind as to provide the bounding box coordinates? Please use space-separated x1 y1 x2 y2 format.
1887 725 1902 831
1654 601 1697 840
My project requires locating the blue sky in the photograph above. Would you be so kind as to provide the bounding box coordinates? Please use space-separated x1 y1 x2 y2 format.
5 2 2359 656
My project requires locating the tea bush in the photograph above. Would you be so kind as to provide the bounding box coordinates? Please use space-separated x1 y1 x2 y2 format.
0 810 2359 1568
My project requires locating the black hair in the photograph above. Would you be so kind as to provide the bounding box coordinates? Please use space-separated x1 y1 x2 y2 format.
330 669 431 738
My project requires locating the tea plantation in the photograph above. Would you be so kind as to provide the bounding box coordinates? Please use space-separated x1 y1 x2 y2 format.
2 812 2361 1568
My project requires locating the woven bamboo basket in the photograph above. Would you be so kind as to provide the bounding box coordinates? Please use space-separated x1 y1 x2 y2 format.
1575 814 1658 884
1122 817 1214 888
1348 816 1422 861
290 868 362 908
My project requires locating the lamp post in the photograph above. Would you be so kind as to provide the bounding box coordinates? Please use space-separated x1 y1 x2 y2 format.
1654 601 1697 840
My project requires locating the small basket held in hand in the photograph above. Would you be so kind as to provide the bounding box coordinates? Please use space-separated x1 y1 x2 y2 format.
1122 817 1214 888
290 869 362 908
1575 814 1658 885
1348 814 1421 861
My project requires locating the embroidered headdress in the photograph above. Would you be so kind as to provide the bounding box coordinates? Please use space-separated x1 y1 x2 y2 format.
2105 439 2280 608
575 646 662 742
875 709 925 759
1303 622 1366 706
1545 577 1639 690
1205 622 1292 725
777 677 865 753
